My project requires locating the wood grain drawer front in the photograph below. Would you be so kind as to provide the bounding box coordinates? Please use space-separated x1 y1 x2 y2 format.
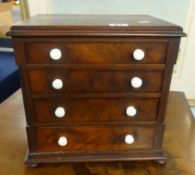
33 98 159 124
35 126 155 151
28 69 163 94
25 42 167 64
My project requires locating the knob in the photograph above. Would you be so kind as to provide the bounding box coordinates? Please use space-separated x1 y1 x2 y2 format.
50 48 62 60
52 79 63 90
126 106 137 117
58 136 67 146
131 77 143 88
124 134 134 144
133 49 145 61
55 107 65 118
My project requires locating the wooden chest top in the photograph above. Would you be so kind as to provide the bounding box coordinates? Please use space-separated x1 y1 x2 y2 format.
9 14 185 37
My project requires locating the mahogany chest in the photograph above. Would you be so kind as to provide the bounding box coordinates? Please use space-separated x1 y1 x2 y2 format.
10 14 185 166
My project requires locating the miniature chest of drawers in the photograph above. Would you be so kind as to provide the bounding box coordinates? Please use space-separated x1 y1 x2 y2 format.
10 14 185 166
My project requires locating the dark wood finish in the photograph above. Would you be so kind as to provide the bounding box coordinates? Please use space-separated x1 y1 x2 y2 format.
33 97 159 124
9 14 185 165
25 42 167 64
34 125 155 151
1 90 195 174
9 15 186 37
157 38 181 123
28 69 163 94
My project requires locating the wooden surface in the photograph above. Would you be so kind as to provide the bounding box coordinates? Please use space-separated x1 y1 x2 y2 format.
28 69 163 93
35 126 155 151
10 15 185 164
0 91 194 174
0 1 13 12
11 14 178 27
33 97 159 124
9 14 186 37
25 42 167 64
10 14 179 30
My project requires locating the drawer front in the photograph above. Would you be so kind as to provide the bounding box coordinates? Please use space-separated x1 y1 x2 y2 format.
25 42 167 64
28 69 163 94
35 126 155 151
33 98 159 124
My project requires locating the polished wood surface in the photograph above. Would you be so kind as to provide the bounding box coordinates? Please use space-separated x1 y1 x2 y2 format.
11 15 179 27
25 42 167 64
10 15 185 164
33 97 159 124
0 91 194 174
35 125 155 151
9 15 186 37
28 69 163 93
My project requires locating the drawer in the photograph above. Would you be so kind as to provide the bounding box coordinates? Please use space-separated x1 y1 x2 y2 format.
34 126 155 151
25 42 167 64
28 69 163 94
33 98 159 124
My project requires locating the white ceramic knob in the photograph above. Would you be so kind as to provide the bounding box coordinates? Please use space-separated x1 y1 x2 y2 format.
52 79 63 90
133 49 145 61
50 48 62 60
131 77 143 88
58 136 67 146
124 135 134 144
55 107 65 118
126 106 137 117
